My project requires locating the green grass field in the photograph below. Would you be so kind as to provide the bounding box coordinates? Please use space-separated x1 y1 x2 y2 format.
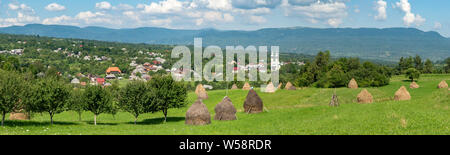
1 74 449 135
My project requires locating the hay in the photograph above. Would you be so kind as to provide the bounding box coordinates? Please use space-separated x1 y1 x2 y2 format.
195 84 205 95
438 80 448 88
195 84 208 99
409 82 419 89
357 89 373 104
244 89 264 113
231 84 238 90
284 82 296 90
329 93 339 107
265 82 276 93
185 100 211 125
9 110 30 120
394 86 411 101
214 96 237 121
242 82 251 90
348 78 358 89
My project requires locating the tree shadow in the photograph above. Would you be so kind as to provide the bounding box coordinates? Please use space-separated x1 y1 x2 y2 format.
84 121 119 126
402 80 414 82
128 117 185 125
1 120 78 127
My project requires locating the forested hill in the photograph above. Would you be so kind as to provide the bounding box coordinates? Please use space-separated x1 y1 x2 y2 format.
1 24 449 61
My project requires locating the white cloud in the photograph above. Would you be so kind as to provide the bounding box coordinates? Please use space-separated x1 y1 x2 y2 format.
8 3 20 10
1 3 39 27
249 15 267 24
43 15 76 25
282 1 348 27
395 0 425 26
140 0 186 14
206 0 232 10
434 22 442 30
374 0 387 21
45 3 66 11
96 1 112 10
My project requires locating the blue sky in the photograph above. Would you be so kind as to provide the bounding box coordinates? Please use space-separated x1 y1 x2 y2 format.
1 0 449 37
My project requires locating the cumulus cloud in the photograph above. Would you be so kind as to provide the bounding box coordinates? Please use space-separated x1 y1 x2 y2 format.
282 0 348 27
45 3 66 11
434 22 442 30
95 1 112 10
395 0 425 26
374 0 387 21
1 3 39 27
232 0 281 9
140 0 186 14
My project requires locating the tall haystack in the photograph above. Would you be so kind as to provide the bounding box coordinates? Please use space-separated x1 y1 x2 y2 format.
195 84 205 95
410 82 419 89
242 82 251 90
244 89 264 113
329 93 339 107
195 84 208 99
357 89 373 104
438 80 448 88
185 100 211 125
277 83 282 89
265 82 276 93
348 78 358 89
394 86 411 101
214 96 237 121
231 84 238 90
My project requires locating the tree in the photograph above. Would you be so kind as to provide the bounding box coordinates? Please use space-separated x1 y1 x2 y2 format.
68 88 85 121
405 68 421 82
445 57 450 73
25 77 71 125
83 85 112 125
119 81 152 124
423 59 433 74
148 75 187 122
0 70 25 126
414 55 423 71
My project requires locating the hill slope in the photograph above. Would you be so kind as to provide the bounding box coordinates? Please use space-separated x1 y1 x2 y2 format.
1 24 449 61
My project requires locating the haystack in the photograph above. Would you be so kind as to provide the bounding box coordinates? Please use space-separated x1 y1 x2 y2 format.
9 109 30 120
438 80 448 88
277 83 282 89
242 82 251 90
244 89 264 113
348 78 358 89
265 82 276 93
195 84 205 95
195 84 208 99
357 89 373 104
409 82 419 89
185 100 211 125
214 96 237 121
285 82 293 90
329 93 339 107
394 86 411 101
231 84 238 90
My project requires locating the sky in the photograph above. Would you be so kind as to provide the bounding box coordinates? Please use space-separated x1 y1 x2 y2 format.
0 0 449 37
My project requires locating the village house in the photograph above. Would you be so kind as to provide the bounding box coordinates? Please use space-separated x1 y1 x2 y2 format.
106 67 122 75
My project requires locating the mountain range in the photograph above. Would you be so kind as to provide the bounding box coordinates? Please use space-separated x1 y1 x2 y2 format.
1 24 449 61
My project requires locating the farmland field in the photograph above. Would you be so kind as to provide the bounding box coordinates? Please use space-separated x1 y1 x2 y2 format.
1 74 449 135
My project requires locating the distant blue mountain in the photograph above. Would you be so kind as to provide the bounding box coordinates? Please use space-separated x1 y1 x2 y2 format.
1 24 449 61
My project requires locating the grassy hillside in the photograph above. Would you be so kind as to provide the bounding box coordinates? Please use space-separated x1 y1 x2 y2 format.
1 74 448 135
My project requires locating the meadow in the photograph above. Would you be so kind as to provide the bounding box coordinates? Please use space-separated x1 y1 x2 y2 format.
0 74 448 135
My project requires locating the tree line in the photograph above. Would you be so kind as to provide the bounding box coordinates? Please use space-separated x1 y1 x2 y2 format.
0 69 187 126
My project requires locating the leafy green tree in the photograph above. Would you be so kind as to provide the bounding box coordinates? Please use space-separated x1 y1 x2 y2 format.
423 59 434 74
405 68 421 82
68 88 85 121
0 70 25 126
83 85 112 125
148 75 187 122
445 57 450 73
119 81 152 124
25 77 71 125
327 64 347 88
414 55 423 71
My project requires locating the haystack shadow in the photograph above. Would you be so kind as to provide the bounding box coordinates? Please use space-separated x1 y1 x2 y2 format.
128 117 185 125
1 120 78 127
